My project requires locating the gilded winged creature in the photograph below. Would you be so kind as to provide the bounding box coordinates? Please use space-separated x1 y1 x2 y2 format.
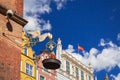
22 30 52 47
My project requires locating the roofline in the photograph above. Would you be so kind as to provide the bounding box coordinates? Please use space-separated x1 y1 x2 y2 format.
62 50 94 76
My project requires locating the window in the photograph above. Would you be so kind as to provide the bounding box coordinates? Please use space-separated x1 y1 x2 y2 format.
40 75 44 80
89 76 91 80
24 47 28 56
66 60 70 74
72 65 74 75
26 63 33 76
44 67 48 72
81 70 84 80
75 67 79 80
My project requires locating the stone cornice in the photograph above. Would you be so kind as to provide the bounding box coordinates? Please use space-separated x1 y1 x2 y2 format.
61 50 94 76
0 5 28 26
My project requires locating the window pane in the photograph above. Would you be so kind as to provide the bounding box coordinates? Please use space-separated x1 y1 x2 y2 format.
24 47 27 55
66 60 70 74
30 65 32 70
89 76 91 80
81 71 84 80
40 76 44 80
26 63 29 68
76 67 79 80
72 66 74 74
44 68 48 72
26 63 33 76
26 69 29 74
30 71 32 76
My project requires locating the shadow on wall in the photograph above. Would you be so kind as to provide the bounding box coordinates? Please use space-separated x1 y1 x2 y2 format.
6 21 13 32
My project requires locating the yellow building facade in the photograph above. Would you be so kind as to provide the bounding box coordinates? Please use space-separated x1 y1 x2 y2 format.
21 32 36 80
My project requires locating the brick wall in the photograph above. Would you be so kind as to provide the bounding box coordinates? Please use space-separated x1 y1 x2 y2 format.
0 0 23 17
0 12 23 80
0 0 27 79
0 13 23 45
0 40 20 80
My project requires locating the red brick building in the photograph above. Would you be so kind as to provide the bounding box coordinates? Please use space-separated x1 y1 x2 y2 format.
0 0 27 80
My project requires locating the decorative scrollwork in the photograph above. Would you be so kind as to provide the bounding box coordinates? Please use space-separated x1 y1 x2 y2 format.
22 30 53 48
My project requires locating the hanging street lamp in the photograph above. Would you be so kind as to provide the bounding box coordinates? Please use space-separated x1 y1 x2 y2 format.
42 39 61 69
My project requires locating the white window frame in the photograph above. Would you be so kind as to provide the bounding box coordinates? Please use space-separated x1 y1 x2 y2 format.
26 63 33 76
21 61 22 71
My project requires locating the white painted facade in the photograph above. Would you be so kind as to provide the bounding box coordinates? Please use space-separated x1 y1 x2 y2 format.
56 38 94 80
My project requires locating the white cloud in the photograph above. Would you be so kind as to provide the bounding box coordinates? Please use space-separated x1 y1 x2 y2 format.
94 47 120 71
99 38 117 47
23 0 72 31
54 0 67 10
117 33 120 41
41 20 52 31
66 44 75 53
23 0 52 31
66 39 120 72
24 0 51 15
99 38 105 46
23 16 40 31
110 73 120 80
23 16 52 31
95 76 98 80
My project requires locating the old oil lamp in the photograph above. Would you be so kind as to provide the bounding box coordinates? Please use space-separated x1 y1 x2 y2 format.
42 39 61 69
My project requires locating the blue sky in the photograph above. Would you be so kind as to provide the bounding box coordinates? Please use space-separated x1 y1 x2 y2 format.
24 0 120 80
